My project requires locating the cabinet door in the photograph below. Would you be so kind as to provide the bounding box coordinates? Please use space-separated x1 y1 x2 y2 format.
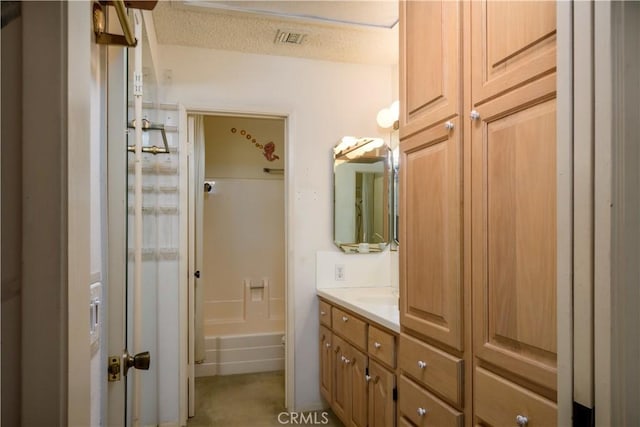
348 346 368 427
400 0 460 138
400 119 463 350
319 326 332 404
368 360 396 427
471 74 557 391
332 334 351 424
471 0 556 105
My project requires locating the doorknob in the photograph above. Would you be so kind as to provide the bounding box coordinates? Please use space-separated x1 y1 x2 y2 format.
194 270 201 279
123 350 151 376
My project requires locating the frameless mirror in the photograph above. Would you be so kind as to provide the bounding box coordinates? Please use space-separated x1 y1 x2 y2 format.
333 137 391 253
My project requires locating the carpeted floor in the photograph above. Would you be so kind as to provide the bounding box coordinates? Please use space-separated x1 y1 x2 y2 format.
187 371 343 427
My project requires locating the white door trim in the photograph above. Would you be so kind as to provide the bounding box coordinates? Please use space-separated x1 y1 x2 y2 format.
593 2 613 425
178 104 190 425
179 104 295 413
105 23 128 427
556 2 574 425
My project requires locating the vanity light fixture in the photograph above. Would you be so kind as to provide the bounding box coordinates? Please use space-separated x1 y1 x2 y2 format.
376 100 400 130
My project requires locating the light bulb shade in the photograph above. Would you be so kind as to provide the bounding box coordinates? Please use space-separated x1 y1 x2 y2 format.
376 108 395 129
390 100 400 121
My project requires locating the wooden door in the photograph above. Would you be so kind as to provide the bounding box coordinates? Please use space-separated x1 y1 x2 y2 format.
348 346 368 427
332 334 351 424
319 326 332 404
400 118 463 350
471 0 556 105
471 73 557 391
400 0 460 138
368 360 396 427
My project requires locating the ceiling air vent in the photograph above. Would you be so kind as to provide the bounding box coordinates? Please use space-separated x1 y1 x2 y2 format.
274 29 307 45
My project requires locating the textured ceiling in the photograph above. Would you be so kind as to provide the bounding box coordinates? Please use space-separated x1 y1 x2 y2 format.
151 1 399 65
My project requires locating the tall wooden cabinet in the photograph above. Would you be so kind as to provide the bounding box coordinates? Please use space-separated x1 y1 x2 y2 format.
399 0 460 138
399 1 558 426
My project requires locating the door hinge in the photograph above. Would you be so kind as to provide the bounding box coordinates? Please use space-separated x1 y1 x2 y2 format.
393 387 397 401
108 356 121 382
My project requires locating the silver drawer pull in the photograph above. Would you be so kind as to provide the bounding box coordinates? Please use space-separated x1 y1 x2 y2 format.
374 342 381 349
344 358 351 365
342 316 349 322
325 342 331 348
417 407 427 416
320 310 326 316
516 415 529 426
365 374 371 382
417 360 427 369
341 355 346 362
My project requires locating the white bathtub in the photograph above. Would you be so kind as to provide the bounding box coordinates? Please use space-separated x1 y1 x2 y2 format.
195 332 285 377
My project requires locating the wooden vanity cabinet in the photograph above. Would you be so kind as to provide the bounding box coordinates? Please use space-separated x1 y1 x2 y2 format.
368 359 396 427
330 334 350 423
318 298 398 427
319 325 332 405
399 0 558 425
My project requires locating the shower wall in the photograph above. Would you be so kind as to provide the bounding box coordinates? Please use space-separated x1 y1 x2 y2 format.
201 115 285 339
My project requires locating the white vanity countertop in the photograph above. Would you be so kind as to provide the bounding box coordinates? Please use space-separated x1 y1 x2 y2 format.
316 286 400 333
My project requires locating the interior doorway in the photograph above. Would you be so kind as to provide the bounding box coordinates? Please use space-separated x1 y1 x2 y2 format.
186 112 287 422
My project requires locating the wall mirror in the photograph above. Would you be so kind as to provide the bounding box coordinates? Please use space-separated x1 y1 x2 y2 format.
333 137 391 253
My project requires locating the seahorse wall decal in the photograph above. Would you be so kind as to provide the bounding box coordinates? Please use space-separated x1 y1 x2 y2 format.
230 127 281 162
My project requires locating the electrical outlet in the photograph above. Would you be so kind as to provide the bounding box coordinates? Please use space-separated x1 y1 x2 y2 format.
335 264 345 281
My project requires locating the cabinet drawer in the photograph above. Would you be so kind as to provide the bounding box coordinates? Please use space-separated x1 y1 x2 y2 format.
475 367 557 427
399 334 463 406
332 307 367 351
368 325 396 368
398 375 463 427
319 300 331 327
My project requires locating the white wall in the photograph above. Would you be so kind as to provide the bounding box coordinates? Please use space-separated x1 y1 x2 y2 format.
89 8 107 426
158 45 394 409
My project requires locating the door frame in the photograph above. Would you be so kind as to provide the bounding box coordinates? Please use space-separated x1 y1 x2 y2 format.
105 25 129 427
179 104 295 423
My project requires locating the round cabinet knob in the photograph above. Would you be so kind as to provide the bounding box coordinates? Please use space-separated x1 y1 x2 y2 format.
417 407 427 417
516 415 529 426
344 358 351 365
470 110 481 120
325 342 331 348
374 342 381 349
444 121 454 130
342 316 349 322
341 356 346 362
365 374 371 382
320 310 326 316
417 360 427 369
